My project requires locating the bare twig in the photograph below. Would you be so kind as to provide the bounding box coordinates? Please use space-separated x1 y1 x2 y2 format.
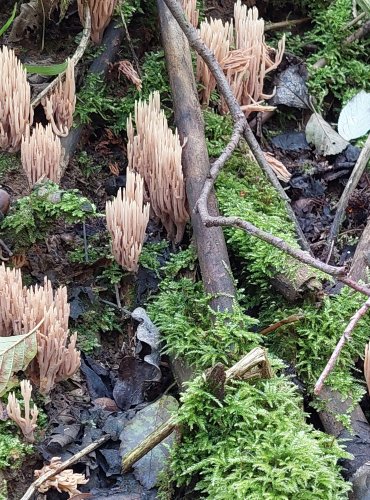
264 18 310 32
259 314 304 335
314 297 370 395
20 434 110 500
31 5 92 109
326 134 370 261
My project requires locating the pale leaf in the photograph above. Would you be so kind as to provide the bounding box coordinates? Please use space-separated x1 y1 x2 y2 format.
305 113 349 156
0 331 37 396
338 91 370 141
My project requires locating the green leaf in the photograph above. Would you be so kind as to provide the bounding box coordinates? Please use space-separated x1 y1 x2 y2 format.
24 60 68 76
0 329 38 396
0 3 17 38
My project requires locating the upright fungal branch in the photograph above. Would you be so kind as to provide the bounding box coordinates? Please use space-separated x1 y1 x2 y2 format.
0 46 33 152
21 123 62 187
106 169 150 272
181 0 199 27
7 380 38 443
127 92 189 242
197 1 285 115
42 59 76 137
197 18 234 105
78 0 117 44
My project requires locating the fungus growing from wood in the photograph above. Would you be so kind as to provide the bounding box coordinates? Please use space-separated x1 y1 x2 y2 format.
42 59 76 137
181 0 199 27
21 123 62 187
0 46 33 152
106 169 150 272
127 92 189 243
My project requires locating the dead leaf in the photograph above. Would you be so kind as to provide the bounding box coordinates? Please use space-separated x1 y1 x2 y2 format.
338 91 370 141
305 113 349 156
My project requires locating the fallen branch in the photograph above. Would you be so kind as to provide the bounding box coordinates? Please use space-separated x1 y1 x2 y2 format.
264 17 310 32
20 434 110 500
326 133 370 261
122 347 271 472
314 297 370 395
31 5 92 109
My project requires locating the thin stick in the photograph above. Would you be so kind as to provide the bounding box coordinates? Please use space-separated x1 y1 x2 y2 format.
314 297 370 395
31 5 92 109
326 134 370 261
20 434 110 500
260 314 304 335
264 18 310 32
82 221 89 263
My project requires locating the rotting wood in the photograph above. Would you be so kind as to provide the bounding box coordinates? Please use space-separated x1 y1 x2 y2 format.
121 347 271 473
60 21 125 177
157 0 236 314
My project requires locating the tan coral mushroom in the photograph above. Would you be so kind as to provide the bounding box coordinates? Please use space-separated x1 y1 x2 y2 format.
78 0 117 44
21 123 62 187
0 264 80 394
7 380 38 443
35 457 88 497
42 59 76 137
127 92 189 242
181 0 199 27
0 46 33 152
106 169 150 272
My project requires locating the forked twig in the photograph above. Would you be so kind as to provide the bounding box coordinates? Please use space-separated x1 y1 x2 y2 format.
31 5 91 109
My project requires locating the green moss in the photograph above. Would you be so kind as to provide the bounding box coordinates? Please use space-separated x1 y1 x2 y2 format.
0 181 96 250
161 375 350 499
75 305 120 354
260 286 368 408
285 0 370 107
139 240 168 277
0 418 34 469
0 152 20 176
216 153 300 297
148 276 259 370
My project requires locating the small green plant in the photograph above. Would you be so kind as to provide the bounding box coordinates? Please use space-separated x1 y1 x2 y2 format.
75 305 121 354
75 73 115 125
1 181 96 250
0 417 34 469
285 0 370 107
139 240 168 276
0 152 20 176
76 151 103 178
260 285 369 410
